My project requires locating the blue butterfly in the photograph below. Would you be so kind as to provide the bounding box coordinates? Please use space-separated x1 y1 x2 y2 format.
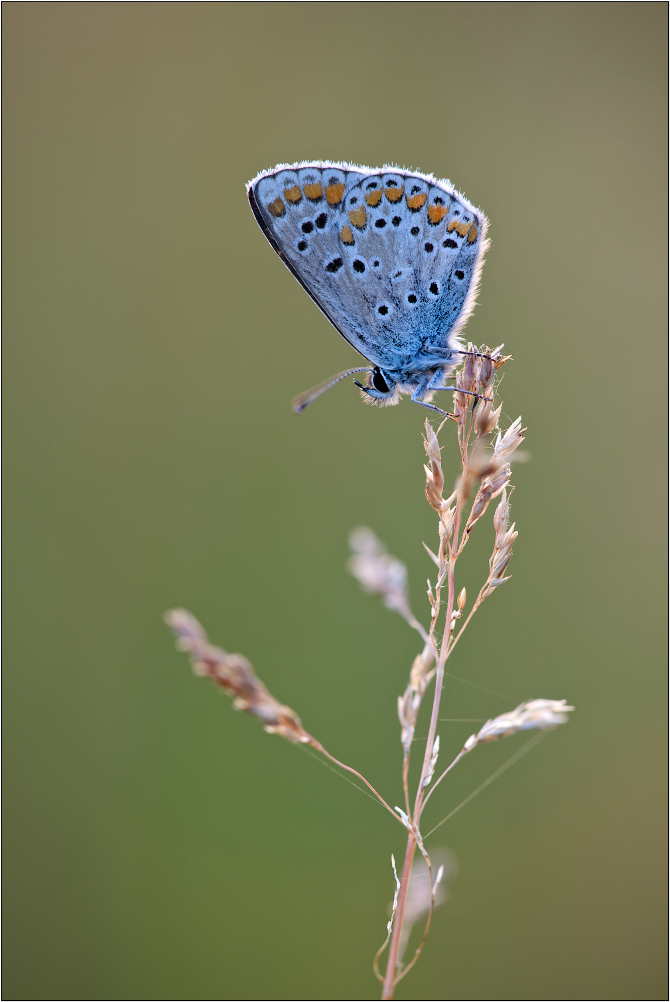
247 161 490 416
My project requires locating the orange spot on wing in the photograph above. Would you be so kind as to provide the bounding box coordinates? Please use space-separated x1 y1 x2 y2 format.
385 185 404 202
348 206 367 229
406 192 428 211
303 183 323 201
365 189 383 206
427 204 449 224
340 225 355 244
467 224 478 243
325 183 345 205
284 185 302 203
267 197 285 217
447 219 473 237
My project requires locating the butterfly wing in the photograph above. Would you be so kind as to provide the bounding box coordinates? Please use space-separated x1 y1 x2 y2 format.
247 161 373 360
339 170 490 369
247 162 489 372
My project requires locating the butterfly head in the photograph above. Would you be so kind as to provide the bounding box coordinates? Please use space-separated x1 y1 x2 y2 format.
355 367 402 407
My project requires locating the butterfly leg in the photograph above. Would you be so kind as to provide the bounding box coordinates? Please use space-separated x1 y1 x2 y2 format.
454 346 504 362
454 350 492 362
410 385 456 420
428 372 492 404
413 399 457 419
432 385 488 401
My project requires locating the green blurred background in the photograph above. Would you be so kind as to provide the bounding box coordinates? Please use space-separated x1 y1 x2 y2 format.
3 4 666 999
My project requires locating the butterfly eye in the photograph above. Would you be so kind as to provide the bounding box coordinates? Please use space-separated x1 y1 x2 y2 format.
372 368 390 393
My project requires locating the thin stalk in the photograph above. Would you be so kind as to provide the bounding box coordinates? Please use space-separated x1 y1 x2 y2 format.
381 832 417 999
382 488 464 999
439 584 487 658
420 748 467 811
389 859 437 986
309 740 402 825
414 492 463 812
402 752 411 820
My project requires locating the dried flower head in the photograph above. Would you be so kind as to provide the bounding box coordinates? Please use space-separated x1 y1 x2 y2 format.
452 343 508 424
484 488 518 591
348 528 411 618
463 699 575 751
466 463 510 533
423 421 443 495
422 736 441 787
490 346 513 370
452 357 473 423
348 528 430 644
423 420 450 514
398 644 435 754
493 416 526 461
165 609 311 744
476 353 495 399
457 445 500 505
474 399 503 437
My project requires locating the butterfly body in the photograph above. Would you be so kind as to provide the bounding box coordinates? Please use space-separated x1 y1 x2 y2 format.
247 161 489 414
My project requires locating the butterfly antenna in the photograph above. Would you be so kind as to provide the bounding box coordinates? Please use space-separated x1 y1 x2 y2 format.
292 368 372 413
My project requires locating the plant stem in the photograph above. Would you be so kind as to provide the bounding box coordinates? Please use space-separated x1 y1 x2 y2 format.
402 752 411 820
381 482 464 999
415 496 462 816
381 831 417 999
420 748 467 809
308 740 403 825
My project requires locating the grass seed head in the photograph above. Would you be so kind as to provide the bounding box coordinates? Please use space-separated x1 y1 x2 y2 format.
464 699 575 750
493 417 526 461
165 609 310 744
475 400 503 437
348 527 412 619
493 489 510 536
477 354 495 397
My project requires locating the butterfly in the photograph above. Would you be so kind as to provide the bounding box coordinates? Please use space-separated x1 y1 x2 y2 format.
247 161 490 417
